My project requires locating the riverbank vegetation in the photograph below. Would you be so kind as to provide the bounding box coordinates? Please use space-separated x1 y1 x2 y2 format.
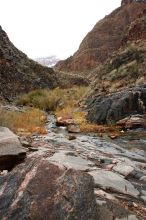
0 107 46 135
15 86 120 135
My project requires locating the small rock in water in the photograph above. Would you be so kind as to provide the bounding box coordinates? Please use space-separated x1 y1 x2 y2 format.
67 124 80 133
56 117 75 126
108 134 119 139
68 135 76 140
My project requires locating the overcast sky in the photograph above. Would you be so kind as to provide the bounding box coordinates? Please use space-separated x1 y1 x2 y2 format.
0 0 121 59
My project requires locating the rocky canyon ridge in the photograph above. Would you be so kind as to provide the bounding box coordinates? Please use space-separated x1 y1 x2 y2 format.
55 0 146 73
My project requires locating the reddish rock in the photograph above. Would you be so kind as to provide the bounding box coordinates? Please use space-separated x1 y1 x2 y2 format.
55 1 146 73
116 117 130 127
0 157 98 220
108 134 119 139
56 116 75 127
117 115 144 129
126 117 144 129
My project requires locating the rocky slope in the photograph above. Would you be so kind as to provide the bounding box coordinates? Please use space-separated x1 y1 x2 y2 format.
0 26 60 101
55 0 146 73
54 0 146 125
85 12 146 124
0 26 88 101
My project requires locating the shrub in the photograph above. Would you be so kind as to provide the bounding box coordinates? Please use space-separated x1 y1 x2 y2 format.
106 46 144 73
17 86 88 111
17 86 119 135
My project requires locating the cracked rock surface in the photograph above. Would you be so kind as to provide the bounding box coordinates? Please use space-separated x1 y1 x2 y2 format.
0 115 146 219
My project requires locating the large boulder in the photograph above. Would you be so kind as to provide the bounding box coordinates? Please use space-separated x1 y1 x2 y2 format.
0 127 26 170
0 157 98 220
86 86 146 124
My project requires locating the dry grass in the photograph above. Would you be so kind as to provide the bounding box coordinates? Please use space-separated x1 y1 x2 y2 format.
17 86 88 111
56 108 120 135
0 108 47 135
80 122 121 135
74 111 121 134
16 86 120 135
55 106 73 119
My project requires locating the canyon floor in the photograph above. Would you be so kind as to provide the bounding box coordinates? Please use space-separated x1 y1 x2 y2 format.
0 106 146 219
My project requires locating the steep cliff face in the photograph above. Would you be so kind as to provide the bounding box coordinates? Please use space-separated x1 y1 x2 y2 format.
85 12 146 124
55 1 146 73
0 26 59 101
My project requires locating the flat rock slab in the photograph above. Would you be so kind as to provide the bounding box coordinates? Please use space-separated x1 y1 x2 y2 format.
49 150 95 170
0 157 98 220
89 170 139 198
0 127 26 169
113 164 134 176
